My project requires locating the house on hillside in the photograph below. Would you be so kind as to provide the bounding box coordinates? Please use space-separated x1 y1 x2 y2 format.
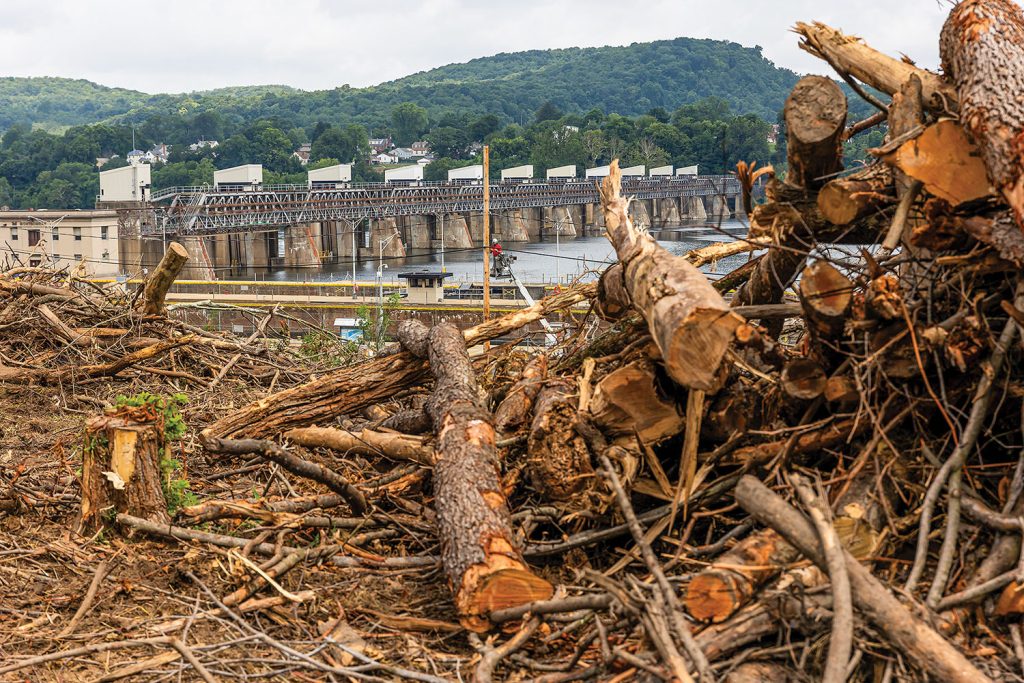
293 143 312 165
411 141 430 156
369 137 393 154
394 147 418 161
126 149 146 165
189 139 219 152
149 144 170 163
767 124 780 145
372 152 399 165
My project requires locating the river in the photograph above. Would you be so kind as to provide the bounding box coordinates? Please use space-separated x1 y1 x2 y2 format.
225 219 753 284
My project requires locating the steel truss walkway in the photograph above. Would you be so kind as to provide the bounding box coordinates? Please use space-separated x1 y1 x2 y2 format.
147 175 741 236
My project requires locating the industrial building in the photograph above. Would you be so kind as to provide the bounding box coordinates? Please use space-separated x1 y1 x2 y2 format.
385 165 424 182
676 165 699 176
546 165 577 179
308 164 352 188
500 165 534 181
649 165 674 176
214 164 263 190
0 209 120 276
98 164 151 203
448 165 484 181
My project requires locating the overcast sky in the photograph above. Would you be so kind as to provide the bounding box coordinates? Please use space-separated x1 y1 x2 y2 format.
0 0 964 94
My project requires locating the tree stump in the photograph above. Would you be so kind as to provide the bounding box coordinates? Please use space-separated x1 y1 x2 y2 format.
80 406 169 533
141 242 189 315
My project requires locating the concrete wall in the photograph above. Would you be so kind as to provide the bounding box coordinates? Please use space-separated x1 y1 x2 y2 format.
628 200 652 229
437 213 474 249
284 223 322 268
398 214 432 250
683 196 708 221
367 218 407 260
653 197 681 228
542 206 578 237
495 209 530 242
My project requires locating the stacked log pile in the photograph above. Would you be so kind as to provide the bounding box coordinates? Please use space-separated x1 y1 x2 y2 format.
4 2 1024 679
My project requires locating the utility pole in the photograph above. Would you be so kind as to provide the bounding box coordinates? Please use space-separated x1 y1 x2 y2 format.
351 219 357 297
440 213 445 273
482 145 491 334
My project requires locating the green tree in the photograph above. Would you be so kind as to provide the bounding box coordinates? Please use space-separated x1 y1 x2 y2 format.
534 101 563 124
391 102 428 145
425 126 469 159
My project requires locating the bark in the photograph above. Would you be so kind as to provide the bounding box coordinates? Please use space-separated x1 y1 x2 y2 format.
727 417 865 465
284 426 434 466
735 476 991 683
941 0 1024 227
202 284 594 440
493 355 548 433
398 320 552 631
784 75 847 190
141 242 189 315
594 262 631 321
724 662 801 683
80 406 169 533
794 22 957 111
379 409 432 435
888 74 925 199
588 360 684 445
599 160 744 391
527 380 594 503
816 165 894 226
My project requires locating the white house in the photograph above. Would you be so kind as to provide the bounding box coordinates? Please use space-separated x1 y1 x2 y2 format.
410 141 430 156
373 152 399 165
189 139 219 152
394 147 418 161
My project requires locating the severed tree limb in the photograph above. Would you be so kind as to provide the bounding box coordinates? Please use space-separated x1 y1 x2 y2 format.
941 0 1024 228
794 21 957 111
284 426 434 466
735 476 992 683
203 283 594 440
202 436 368 515
398 320 552 631
494 354 548 433
141 242 189 315
599 160 743 391
784 75 847 190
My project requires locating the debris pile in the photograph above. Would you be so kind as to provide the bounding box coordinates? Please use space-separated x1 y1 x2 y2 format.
4 1 1024 680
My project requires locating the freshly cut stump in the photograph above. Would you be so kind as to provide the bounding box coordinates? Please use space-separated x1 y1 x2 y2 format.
80 405 169 533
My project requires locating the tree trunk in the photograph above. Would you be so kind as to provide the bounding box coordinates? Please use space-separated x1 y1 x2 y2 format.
284 426 434 466
203 284 594 440
941 0 1024 227
784 75 846 190
588 360 684 445
595 262 631 321
80 406 169 533
817 165 894 225
599 161 743 391
141 242 189 315
493 354 548 433
527 380 595 504
398 320 552 631
794 21 957 111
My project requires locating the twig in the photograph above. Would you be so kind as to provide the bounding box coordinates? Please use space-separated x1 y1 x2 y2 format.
473 617 541 683
58 559 109 637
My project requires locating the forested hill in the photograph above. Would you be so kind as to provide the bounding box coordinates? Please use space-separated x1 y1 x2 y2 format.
1 38 799 131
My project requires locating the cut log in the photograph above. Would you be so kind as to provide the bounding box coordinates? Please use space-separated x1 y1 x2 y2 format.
398 320 552 631
817 165 894 225
780 358 827 400
599 160 744 391
526 380 595 504
941 0 1024 227
79 406 169 533
795 22 957 111
784 75 847 190
824 375 860 406
727 417 865 465
588 360 683 445
594 262 631 321
284 426 434 466
141 242 189 315
493 354 548 433
798 260 854 346
684 528 799 623
203 284 594 440
881 120 992 206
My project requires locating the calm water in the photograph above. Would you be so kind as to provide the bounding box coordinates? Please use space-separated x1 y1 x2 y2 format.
226 219 753 284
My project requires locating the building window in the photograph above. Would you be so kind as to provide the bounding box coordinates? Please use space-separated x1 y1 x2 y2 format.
73 253 82 262
101 225 109 240
29 257 40 267
27 229 40 247
74 227 82 241
10 227 17 240
51 227 59 241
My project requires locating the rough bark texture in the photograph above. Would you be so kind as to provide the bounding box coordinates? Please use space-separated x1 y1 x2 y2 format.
141 242 189 315
203 284 594 440
817 165 894 225
594 262 631 321
941 0 1024 227
399 320 552 631
795 21 957 111
80 406 169 533
888 74 925 199
600 160 743 391
493 355 548 433
735 476 991 683
784 76 847 190
527 381 594 504
588 360 684 444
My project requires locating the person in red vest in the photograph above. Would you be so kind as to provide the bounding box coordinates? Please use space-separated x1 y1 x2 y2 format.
490 239 503 258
